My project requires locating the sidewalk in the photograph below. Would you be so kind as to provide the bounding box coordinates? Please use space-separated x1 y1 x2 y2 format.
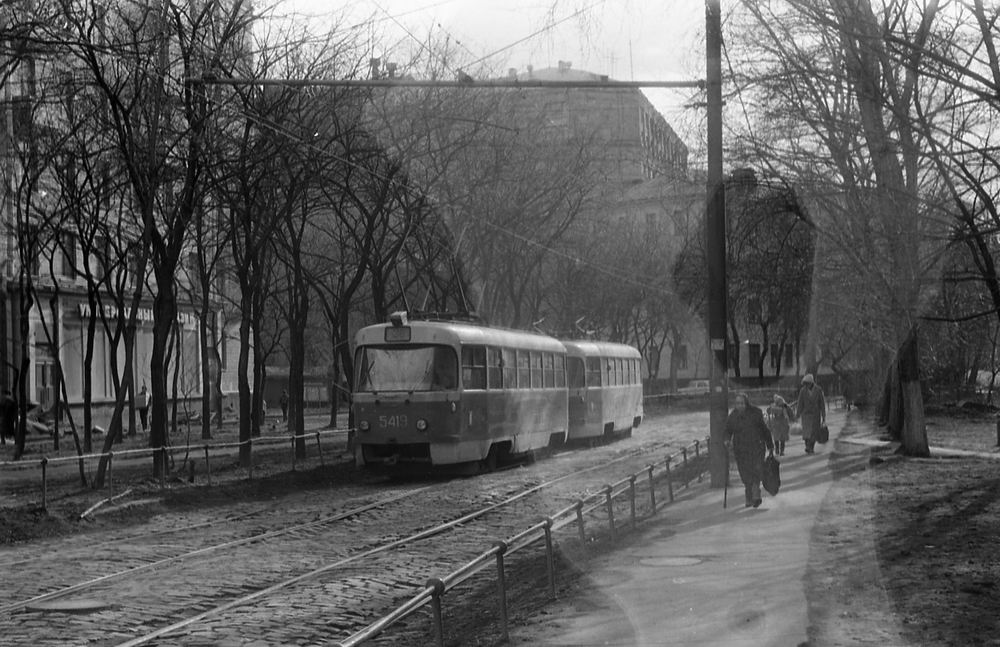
510 410 851 647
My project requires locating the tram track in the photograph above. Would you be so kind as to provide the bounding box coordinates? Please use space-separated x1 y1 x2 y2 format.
1 412 706 646
0 485 432 614
0 504 284 571
132 435 699 646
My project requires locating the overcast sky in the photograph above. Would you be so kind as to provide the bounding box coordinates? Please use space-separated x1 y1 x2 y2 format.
280 0 708 146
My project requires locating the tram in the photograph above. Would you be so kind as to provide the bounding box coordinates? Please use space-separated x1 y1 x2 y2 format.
352 313 569 472
562 340 644 442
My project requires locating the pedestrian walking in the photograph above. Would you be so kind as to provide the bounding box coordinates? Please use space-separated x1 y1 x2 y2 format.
796 373 826 453
766 394 792 456
279 389 289 422
0 389 17 445
137 384 150 432
726 392 775 508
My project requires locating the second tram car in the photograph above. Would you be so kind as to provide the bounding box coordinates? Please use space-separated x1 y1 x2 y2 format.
352 314 569 472
562 340 644 442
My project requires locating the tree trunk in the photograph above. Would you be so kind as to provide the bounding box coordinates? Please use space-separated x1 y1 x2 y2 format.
83 291 96 453
13 287 31 461
237 300 252 466
199 298 213 440
897 327 929 456
150 275 178 478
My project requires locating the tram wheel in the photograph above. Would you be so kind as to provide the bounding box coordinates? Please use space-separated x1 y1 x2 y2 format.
482 445 500 472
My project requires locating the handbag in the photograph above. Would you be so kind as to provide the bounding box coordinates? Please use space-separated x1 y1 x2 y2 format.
762 454 781 495
817 423 829 444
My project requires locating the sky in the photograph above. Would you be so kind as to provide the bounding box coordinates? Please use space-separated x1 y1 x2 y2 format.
278 0 709 147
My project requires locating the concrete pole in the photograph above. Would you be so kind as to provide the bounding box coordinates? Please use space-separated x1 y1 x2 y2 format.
706 0 729 487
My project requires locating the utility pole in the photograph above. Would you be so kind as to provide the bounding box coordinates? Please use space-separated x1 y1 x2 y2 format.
706 0 729 487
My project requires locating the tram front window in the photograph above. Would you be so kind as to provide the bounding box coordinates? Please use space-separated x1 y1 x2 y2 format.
356 345 458 392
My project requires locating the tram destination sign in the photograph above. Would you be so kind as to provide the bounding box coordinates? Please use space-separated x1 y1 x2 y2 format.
384 326 411 343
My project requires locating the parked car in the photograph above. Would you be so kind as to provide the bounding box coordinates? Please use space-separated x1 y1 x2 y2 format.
677 379 711 395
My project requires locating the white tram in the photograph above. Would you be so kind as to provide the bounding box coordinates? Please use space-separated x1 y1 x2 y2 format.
562 340 644 442
352 314 569 472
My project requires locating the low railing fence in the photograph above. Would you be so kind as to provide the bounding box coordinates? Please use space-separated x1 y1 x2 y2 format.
0 428 350 509
336 436 712 647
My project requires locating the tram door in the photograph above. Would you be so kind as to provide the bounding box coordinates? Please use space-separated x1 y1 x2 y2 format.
567 356 586 427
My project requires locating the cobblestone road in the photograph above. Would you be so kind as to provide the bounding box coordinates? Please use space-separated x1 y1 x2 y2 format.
1 409 708 646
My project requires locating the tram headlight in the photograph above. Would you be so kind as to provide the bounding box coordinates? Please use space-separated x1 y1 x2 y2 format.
359 420 370 432
415 418 428 432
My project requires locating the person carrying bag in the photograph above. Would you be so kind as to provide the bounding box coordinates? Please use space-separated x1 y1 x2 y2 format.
762 454 781 495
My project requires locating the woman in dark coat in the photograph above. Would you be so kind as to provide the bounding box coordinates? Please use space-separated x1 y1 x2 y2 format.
726 392 774 508
796 373 826 454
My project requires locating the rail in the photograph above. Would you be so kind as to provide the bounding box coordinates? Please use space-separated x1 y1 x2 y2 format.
0 427 351 509
335 436 711 647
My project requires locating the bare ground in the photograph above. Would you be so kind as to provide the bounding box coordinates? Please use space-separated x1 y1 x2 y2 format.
807 411 1000 646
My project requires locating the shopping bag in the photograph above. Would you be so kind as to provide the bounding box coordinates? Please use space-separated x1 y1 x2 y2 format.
817 423 830 444
762 455 781 496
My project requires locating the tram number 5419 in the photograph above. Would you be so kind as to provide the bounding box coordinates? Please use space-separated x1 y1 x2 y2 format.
379 415 408 428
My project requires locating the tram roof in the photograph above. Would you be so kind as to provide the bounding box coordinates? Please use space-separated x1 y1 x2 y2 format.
356 320 566 352
561 339 642 359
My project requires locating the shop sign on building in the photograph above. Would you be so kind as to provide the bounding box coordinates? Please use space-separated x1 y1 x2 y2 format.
76 303 199 330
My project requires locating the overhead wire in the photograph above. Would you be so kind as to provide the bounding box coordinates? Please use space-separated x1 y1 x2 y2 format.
24 0 681 300
464 0 608 69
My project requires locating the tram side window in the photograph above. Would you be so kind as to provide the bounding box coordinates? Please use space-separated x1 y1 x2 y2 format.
617 358 624 385
503 348 517 388
462 346 487 390
517 351 530 388
555 354 566 388
487 347 503 388
586 357 602 387
543 353 555 388
530 352 542 388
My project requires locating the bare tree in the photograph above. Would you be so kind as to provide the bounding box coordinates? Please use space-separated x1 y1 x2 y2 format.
47 0 257 475
726 0 965 454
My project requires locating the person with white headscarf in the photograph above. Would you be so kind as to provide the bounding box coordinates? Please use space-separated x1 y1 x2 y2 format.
766 394 792 456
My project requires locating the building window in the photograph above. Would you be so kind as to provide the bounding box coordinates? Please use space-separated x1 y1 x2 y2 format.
749 343 761 367
675 345 688 371
785 344 794 368
61 232 77 279
770 344 780 369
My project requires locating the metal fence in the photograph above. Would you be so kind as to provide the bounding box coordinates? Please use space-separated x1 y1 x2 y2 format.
335 437 711 647
0 427 350 510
